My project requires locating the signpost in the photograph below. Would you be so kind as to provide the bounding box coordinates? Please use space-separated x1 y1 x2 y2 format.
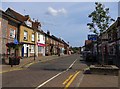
88 34 97 41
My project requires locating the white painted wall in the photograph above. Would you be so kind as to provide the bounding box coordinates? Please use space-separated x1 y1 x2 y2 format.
36 32 45 56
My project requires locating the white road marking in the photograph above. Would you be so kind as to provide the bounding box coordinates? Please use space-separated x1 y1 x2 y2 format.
67 58 78 71
35 71 65 89
35 58 78 89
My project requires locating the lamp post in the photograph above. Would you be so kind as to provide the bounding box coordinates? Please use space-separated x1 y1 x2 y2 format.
34 29 36 61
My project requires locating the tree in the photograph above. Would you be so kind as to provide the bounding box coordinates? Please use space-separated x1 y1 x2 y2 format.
87 2 115 65
87 2 115 35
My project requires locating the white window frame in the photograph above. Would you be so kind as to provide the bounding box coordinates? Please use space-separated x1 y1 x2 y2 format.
31 45 34 53
32 34 35 41
24 30 28 40
38 33 40 41
25 20 32 27
10 28 15 38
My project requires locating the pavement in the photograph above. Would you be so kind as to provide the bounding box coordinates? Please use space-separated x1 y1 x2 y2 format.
1 54 68 74
79 74 119 88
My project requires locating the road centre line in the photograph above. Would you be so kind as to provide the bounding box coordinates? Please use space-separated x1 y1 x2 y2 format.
64 71 80 89
35 58 78 88
67 58 78 71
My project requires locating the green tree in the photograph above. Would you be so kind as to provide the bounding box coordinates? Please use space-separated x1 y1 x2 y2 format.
87 2 115 35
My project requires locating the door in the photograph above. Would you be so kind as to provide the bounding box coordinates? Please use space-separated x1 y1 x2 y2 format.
22 46 24 57
27 47 29 57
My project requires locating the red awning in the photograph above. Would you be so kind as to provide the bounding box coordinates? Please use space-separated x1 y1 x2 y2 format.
37 43 46 47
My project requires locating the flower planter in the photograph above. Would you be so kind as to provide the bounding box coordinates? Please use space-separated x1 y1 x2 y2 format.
14 57 20 65
9 57 14 65
9 57 20 65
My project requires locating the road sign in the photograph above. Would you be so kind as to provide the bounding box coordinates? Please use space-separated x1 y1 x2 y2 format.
14 38 19 44
88 34 97 41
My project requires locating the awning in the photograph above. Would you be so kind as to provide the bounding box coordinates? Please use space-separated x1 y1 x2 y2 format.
37 43 45 47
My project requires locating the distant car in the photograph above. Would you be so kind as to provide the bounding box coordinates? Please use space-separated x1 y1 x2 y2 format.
82 51 96 62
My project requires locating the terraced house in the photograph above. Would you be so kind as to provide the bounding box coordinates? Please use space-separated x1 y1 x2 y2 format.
0 9 20 59
1 8 69 59
5 8 37 57
33 21 46 57
45 31 69 56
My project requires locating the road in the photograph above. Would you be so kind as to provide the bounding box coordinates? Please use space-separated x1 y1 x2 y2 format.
2 54 87 88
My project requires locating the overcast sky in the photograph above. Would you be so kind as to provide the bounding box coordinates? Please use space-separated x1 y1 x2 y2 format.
1 2 118 47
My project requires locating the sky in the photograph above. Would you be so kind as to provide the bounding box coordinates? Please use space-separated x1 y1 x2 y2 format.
1 1 118 47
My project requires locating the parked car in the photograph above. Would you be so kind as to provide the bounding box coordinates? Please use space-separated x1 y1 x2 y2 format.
82 51 96 62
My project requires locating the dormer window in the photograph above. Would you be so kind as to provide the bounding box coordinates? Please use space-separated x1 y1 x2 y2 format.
25 20 32 27
38 25 41 30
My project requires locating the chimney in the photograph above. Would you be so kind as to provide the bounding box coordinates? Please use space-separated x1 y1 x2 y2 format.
47 30 50 35
25 15 29 18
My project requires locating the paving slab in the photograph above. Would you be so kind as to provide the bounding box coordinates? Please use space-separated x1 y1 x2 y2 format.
79 74 118 88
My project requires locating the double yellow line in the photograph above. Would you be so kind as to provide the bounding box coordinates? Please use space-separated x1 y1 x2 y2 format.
63 71 80 89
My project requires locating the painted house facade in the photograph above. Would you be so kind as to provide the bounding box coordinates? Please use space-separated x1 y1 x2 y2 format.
36 30 45 56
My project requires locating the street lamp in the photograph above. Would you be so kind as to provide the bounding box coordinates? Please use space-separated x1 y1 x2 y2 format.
34 29 36 61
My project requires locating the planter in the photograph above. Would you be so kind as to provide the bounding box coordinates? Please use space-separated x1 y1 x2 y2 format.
9 57 14 65
90 65 119 76
14 58 20 65
9 57 20 65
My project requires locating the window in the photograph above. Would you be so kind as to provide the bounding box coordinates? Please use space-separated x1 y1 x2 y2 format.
31 45 34 53
47 37 48 41
32 34 35 41
10 28 15 38
51 39 52 43
38 33 40 41
25 20 32 27
43 36 45 41
118 27 120 39
38 26 41 30
38 46 42 53
24 31 28 40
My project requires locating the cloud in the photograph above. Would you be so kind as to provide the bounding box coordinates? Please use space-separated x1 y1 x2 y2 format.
46 7 67 16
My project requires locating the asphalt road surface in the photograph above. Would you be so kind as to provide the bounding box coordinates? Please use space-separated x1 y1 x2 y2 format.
2 54 87 88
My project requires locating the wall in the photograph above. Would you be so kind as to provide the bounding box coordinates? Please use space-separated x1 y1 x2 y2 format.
19 25 35 44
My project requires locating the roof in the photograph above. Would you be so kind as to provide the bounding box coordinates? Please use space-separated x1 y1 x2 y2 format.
106 17 120 32
0 9 21 24
5 8 43 32
5 8 28 23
